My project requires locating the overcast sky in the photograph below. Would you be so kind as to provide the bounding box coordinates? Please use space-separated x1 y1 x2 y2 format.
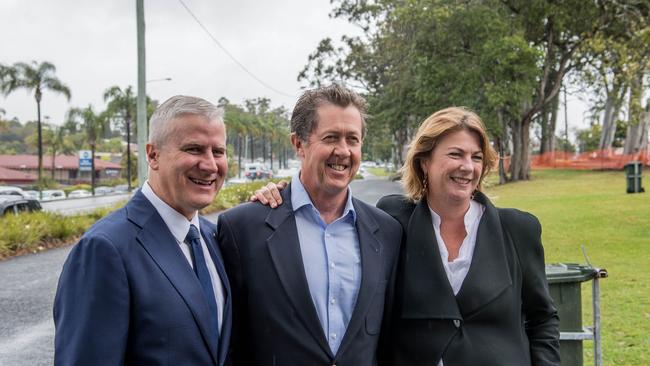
0 0 361 122
1 0 590 138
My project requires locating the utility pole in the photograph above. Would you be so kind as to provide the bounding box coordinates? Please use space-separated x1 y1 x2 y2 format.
136 0 147 187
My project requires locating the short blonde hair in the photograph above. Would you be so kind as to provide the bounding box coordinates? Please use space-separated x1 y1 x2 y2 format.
401 107 497 201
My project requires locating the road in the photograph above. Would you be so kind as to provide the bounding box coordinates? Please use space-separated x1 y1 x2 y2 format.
40 193 131 215
0 178 401 365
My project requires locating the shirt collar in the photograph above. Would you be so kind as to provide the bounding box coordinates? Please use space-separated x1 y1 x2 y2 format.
141 180 200 243
429 199 481 231
290 171 357 223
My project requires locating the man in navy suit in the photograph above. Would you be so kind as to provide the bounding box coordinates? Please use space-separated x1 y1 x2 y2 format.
54 95 231 365
218 85 401 365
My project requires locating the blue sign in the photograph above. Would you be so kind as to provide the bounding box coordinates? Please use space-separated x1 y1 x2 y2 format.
79 150 92 171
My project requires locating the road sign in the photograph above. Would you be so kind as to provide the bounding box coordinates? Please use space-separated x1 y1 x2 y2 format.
79 150 92 171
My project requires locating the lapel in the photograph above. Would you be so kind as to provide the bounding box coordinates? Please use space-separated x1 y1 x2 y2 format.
265 185 333 357
336 198 382 356
401 199 461 319
454 192 512 317
125 191 220 366
200 218 232 366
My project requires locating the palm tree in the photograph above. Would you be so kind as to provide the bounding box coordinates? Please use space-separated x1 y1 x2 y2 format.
43 125 74 180
104 85 136 191
0 61 71 190
68 106 106 195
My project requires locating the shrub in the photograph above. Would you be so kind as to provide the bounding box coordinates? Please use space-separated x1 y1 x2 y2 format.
1 180 274 258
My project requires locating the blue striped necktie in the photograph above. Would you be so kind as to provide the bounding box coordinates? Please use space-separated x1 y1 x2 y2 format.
186 224 220 347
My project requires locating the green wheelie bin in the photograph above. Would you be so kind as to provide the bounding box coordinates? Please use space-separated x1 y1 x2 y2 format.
546 263 608 366
624 161 644 193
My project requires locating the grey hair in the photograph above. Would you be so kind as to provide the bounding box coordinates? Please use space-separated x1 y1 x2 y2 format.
148 95 224 147
291 84 367 142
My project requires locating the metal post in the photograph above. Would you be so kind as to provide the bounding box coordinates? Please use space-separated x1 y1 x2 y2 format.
136 0 147 187
592 268 607 366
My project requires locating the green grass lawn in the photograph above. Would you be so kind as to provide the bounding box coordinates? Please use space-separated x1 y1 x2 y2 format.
485 169 650 366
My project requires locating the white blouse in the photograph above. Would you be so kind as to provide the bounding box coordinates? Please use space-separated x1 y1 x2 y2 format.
429 200 484 294
429 200 484 366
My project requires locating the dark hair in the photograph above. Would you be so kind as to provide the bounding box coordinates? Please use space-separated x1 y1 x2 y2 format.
290 84 367 141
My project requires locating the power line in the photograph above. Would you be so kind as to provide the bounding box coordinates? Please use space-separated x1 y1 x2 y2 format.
177 0 296 98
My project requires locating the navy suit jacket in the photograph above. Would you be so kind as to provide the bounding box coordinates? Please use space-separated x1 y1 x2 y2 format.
54 190 232 366
217 185 401 366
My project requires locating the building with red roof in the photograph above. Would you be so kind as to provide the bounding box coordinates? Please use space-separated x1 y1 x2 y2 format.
0 154 122 185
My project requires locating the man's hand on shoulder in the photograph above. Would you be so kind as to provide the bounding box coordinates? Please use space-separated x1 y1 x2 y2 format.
250 180 288 208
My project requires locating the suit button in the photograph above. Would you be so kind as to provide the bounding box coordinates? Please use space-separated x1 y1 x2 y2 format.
453 319 461 328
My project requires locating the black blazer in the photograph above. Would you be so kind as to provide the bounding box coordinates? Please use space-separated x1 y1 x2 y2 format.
376 191 560 366
217 184 401 366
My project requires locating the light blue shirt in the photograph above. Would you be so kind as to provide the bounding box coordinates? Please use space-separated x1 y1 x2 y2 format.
291 173 361 354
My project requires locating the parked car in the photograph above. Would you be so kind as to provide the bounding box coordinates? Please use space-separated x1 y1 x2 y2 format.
94 186 114 195
244 163 273 180
41 189 66 201
68 189 92 198
0 195 42 216
0 186 27 197
23 190 40 199
114 184 130 193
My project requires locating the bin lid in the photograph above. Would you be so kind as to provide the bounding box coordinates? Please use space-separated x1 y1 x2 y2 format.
545 263 598 283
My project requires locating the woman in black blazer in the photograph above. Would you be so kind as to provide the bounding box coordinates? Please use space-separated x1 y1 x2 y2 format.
376 107 559 365
251 106 560 365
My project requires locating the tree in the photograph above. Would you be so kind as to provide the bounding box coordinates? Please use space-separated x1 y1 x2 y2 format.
42 124 75 180
0 61 71 190
104 85 136 191
576 122 602 153
299 0 539 181
68 106 106 195
300 0 649 182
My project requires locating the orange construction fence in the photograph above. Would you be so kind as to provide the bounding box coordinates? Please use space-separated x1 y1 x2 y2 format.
528 148 650 170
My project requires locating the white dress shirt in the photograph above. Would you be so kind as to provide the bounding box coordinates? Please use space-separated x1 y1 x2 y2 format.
429 199 484 366
141 181 225 333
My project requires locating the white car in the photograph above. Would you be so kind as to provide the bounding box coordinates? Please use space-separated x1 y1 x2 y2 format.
95 186 115 195
41 189 66 201
23 190 40 199
68 189 92 198
0 186 27 197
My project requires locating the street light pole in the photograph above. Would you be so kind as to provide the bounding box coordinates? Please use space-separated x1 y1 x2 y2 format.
146 77 172 83
136 0 147 188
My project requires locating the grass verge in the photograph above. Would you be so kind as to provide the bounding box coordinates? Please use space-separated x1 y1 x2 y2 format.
0 179 281 259
485 168 649 366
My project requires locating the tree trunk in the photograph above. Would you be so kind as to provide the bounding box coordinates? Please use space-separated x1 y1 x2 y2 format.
392 127 408 168
262 135 267 164
599 83 627 151
249 133 255 163
540 103 550 155
238 134 243 178
36 98 43 192
496 110 509 184
623 74 645 154
549 91 559 152
269 137 274 171
510 99 534 182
